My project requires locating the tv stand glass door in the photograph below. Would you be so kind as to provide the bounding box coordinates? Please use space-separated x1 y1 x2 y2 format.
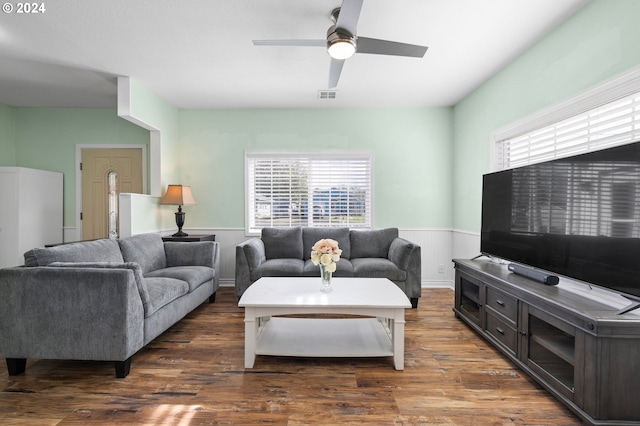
520 304 580 402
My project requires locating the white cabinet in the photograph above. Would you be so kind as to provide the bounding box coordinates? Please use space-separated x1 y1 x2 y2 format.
0 167 63 268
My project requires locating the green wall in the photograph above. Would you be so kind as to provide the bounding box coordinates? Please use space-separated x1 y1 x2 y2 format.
2 104 452 232
12 108 149 226
178 107 453 229
452 0 640 233
124 77 181 191
0 104 16 166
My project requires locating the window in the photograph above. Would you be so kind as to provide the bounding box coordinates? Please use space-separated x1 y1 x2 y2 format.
495 91 640 170
491 67 640 240
107 170 118 239
245 151 372 234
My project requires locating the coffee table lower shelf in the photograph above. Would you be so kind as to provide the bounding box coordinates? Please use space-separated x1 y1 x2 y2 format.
254 317 395 360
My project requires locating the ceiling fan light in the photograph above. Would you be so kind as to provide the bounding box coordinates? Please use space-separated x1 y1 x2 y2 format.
328 39 356 59
326 26 356 60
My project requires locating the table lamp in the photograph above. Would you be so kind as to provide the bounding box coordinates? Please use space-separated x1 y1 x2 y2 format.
160 184 196 237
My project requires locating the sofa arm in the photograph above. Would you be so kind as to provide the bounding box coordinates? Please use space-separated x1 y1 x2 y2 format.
0 266 145 362
235 238 265 298
388 238 413 270
388 237 422 301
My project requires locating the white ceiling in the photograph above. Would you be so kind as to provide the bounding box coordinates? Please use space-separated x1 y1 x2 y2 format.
0 0 588 109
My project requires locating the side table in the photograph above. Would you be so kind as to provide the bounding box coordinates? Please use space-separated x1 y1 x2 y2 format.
161 234 215 242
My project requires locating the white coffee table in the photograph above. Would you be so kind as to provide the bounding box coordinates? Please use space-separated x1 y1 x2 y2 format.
238 277 412 370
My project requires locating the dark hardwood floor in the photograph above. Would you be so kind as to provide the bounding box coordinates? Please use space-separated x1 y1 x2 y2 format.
0 287 580 425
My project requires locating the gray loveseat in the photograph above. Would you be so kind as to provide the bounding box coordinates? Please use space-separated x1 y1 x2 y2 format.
235 227 421 308
0 233 220 378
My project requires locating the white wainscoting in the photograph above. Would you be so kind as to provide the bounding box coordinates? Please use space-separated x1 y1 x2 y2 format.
63 227 77 244
195 228 253 288
62 226 470 290
452 229 481 261
192 228 457 289
399 229 453 289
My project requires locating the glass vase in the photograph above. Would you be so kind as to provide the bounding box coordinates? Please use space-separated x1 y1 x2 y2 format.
319 263 333 293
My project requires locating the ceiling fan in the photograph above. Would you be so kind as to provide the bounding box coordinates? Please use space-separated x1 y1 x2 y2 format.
253 0 428 89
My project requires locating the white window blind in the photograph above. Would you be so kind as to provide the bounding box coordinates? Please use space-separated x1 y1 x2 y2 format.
245 151 372 234
496 91 640 170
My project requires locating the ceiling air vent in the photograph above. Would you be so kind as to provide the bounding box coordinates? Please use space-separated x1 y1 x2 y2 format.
318 90 337 100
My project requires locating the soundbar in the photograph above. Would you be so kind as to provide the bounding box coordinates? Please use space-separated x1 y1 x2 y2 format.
508 263 559 286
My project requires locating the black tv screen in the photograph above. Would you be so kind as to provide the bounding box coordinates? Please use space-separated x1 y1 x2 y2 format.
481 141 640 299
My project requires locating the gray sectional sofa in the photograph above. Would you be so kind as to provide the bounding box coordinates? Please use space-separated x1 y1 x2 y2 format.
235 227 421 308
0 233 220 378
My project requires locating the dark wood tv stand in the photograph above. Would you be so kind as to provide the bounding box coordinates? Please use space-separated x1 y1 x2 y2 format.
453 258 640 425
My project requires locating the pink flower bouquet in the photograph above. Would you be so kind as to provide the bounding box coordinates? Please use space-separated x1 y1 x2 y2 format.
310 238 342 273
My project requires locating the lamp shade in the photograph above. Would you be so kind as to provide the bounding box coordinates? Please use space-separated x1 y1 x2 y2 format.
159 185 196 206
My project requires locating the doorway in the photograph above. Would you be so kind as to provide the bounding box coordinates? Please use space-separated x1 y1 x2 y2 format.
80 147 144 240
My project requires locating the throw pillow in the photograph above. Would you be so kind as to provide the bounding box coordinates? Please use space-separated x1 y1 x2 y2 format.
262 227 303 259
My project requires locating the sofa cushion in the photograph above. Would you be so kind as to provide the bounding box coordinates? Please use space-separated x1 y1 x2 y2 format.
145 266 214 292
143 277 189 317
251 258 304 281
350 228 399 259
24 239 124 267
118 234 167 274
262 227 303 260
164 241 216 268
47 261 152 314
302 227 351 260
351 258 407 281
303 259 354 277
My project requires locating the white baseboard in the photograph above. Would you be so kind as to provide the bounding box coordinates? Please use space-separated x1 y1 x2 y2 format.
219 278 236 288
64 226 463 292
422 280 454 290
221 278 454 291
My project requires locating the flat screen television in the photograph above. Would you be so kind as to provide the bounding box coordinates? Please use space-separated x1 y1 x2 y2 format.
481 141 640 306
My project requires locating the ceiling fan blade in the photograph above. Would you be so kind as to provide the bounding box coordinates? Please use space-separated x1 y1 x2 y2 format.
357 37 428 58
253 39 325 47
328 58 345 88
336 0 364 35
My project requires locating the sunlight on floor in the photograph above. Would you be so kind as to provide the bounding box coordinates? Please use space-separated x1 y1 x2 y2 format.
150 404 200 425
